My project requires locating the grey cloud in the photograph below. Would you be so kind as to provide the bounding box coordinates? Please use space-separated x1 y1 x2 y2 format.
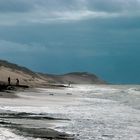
0 0 34 13
0 39 68 55
0 40 46 53
31 0 140 13
86 0 140 12
0 0 140 25
0 0 83 13
0 0 140 13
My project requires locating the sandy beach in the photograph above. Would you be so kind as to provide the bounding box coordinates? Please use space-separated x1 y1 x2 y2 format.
0 87 76 140
0 85 140 140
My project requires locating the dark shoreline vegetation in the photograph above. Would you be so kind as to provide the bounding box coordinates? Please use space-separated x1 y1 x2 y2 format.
0 84 29 91
0 83 69 93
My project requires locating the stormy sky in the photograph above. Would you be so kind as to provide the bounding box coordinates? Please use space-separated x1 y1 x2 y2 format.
0 0 140 84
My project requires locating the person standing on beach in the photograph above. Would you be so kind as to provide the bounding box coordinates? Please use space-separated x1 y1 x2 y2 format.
8 77 11 85
16 78 19 86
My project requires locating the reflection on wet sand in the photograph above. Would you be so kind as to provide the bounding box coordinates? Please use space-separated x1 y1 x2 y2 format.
0 111 74 139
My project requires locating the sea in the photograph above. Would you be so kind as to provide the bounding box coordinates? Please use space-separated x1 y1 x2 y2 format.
0 84 140 140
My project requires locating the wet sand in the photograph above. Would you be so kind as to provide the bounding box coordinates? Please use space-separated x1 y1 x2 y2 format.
0 88 75 140
0 85 140 140
0 91 18 98
0 111 74 139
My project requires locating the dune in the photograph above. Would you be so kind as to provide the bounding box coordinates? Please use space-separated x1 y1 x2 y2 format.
0 60 106 89
0 60 51 88
41 72 106 84
0 66 48 87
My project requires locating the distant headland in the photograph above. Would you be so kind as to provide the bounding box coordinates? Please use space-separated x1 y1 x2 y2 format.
0 59 106 90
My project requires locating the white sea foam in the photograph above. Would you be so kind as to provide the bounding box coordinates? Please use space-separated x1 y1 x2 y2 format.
0 85 140 139
0 128 41 140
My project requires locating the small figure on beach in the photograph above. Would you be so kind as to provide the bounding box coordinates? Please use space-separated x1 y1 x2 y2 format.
16 78 19 86
8 76 11 85
68 81 71 87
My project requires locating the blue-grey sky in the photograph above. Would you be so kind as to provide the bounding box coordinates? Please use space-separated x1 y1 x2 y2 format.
0 0 140 84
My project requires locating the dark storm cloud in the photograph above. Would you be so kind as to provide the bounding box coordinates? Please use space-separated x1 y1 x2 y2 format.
87 0 140 12
0 0 140 25
0 0 140 14
0 0 34 13
0 0 140 83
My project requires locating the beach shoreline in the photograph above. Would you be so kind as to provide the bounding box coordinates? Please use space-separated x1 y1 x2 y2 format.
0 84 140 139
0 85 75 139
0 111 74 140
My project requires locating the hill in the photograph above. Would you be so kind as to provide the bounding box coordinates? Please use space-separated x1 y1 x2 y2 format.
0 60 106 87
40 72 106 84
0 60 46 87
